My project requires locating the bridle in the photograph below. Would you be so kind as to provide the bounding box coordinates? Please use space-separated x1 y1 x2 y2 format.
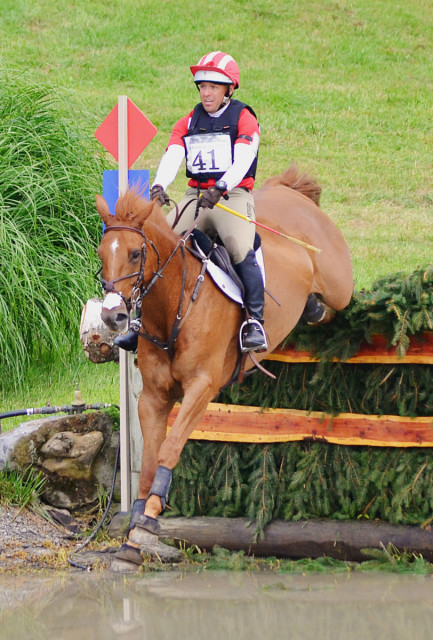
100 226 148 310
100 223 205 358
100 225 161 312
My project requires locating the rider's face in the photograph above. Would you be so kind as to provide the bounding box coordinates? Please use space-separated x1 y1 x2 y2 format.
198 82 232 113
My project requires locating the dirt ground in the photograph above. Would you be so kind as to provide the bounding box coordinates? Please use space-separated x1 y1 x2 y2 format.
0 504 120 572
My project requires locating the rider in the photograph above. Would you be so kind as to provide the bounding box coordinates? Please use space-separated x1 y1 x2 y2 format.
114 51 267 354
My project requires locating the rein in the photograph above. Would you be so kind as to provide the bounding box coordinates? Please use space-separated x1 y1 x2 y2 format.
137 205 212 355
137 243 188 357
101 222 206 358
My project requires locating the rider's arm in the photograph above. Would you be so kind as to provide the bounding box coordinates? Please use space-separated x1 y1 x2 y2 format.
152 144 185 191
151 114 191 191
220 132 259 191
220 108 260 191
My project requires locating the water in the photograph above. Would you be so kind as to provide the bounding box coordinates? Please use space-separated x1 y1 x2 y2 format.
1 570 432 639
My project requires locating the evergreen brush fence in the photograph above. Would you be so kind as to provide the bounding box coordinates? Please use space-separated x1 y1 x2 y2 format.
0 71 108 391
169 266 433 534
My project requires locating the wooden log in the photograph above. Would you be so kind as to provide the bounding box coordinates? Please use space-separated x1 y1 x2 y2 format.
267 332 433 364
80 298 119 364
159 516 433 562
167 402 433 447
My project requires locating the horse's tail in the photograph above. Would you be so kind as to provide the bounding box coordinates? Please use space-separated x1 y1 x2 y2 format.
260 164 321 206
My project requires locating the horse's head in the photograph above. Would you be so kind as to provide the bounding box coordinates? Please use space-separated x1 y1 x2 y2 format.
96 188 158 333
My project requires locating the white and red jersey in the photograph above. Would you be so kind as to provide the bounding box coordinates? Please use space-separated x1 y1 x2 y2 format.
153 99 260 192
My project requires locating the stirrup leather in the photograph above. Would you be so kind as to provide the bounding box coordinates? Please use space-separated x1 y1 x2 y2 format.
239 319 268 353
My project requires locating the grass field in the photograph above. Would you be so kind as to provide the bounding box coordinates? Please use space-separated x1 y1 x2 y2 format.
0 0 432 416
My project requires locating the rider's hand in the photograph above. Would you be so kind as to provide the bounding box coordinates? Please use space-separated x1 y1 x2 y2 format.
198 187 224 209
150 184 170 206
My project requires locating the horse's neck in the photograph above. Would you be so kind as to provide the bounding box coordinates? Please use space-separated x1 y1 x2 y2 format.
142 224 194 323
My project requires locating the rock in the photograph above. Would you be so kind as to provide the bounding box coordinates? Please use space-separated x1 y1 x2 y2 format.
44 507 83 534
0 412 118 510
40 431 104 480
108 510 130 538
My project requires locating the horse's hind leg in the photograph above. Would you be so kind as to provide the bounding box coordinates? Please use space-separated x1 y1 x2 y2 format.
301 293 336 325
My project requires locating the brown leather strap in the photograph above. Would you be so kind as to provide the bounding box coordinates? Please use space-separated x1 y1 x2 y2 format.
247 352 276 380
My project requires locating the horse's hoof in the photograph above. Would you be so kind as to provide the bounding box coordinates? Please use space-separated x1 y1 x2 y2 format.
129 518 183 563
307 304 335 325
114 542 143 565
110 542 143 573
110 558 141 573
132 514 161 535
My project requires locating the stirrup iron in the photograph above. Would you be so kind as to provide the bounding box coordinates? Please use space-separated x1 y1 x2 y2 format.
239 318 268 353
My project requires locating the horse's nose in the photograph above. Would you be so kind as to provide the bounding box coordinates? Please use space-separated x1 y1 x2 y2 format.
101 307 127 332
101 292 129 333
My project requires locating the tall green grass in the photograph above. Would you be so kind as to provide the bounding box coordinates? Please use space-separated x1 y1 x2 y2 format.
0 70 108 391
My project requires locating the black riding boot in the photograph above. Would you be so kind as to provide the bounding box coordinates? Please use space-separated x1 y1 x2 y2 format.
234 250 268 352
113 305 141 352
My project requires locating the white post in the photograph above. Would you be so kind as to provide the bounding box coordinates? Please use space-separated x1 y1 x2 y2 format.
118 95 131 512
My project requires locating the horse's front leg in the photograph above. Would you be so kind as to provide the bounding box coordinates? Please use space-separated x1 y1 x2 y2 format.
114 385 182 568
147 372 216 515
129 387 175 522
127 372 217 554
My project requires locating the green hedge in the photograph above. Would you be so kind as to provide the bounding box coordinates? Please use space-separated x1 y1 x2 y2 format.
170 266 433 533
170 441 433 536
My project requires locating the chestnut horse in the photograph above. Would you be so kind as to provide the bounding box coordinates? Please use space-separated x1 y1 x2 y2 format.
96 167 353 568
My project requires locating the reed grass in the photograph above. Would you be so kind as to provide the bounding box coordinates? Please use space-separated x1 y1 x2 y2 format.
0 70 108 392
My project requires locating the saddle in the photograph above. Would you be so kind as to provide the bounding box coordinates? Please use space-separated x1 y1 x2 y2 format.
191 228 262 302
191 228 275 382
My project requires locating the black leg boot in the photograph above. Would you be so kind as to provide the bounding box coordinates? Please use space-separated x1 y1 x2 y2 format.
113 305 141 352
301 293 335 325
234 250 268 352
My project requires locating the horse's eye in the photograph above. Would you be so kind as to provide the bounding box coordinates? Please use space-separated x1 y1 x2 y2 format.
131 249 141 262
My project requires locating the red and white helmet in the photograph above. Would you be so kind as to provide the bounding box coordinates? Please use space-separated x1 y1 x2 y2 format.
190 51 240 89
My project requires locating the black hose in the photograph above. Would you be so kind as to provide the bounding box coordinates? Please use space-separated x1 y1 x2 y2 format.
0 403 114 421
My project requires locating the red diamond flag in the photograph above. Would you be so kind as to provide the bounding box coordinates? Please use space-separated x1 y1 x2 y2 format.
95 98 157 168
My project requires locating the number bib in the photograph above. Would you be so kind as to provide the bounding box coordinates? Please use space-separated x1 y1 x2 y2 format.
184 133 232 176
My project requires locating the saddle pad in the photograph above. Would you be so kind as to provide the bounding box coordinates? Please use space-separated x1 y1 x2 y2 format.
193 241 266 305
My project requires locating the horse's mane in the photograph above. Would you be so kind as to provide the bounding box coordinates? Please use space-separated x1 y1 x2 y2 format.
112 187 178 241
260 164 321 206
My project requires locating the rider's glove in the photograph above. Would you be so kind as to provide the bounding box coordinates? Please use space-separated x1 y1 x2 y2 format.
198 187 224 210
150 184 170 206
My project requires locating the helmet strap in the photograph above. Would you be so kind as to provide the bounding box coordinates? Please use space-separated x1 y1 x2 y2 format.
220 84 234 108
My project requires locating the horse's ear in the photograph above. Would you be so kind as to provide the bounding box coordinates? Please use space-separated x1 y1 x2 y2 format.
95 194 112 226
